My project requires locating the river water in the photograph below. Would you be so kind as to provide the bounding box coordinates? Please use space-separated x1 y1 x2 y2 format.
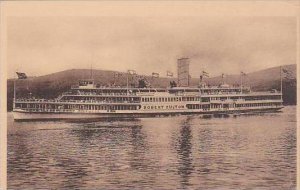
7 106 296 189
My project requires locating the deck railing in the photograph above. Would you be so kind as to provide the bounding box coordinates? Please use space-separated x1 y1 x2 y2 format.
60 91 281 97
15 99 141 104
210 99 282 104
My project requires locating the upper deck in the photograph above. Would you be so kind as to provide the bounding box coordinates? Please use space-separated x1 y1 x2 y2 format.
66 80 281 99
70 79 256 95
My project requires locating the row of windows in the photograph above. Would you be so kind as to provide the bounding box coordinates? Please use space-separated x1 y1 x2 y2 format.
244 96 281 101
236 103 281 107
186 104 210 109
67 104 140 110
186 102 282 110
15 104 140 110
63 96 139 102
210 96 281 101
142 97 200 102
211 104 223 108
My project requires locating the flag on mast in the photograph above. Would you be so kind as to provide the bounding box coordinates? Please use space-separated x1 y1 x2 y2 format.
16 72 27 79
166 71 173 77
152 72 159 78
282 68 292 79
282 68 289 74
127 70 136 75
202 71 209 78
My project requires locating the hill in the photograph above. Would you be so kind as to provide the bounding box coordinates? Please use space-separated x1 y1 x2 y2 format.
7 64 296 111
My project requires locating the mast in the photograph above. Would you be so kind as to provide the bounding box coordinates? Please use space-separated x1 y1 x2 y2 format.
13 78 16 109
240 73 243 94
199 75 202 86
90 52 93 79
280 66 283 101
222 74 224 85
90 63 93 79
126 71 129 95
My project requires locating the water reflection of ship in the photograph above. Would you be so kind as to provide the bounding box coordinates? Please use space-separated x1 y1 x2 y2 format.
69 122 160 186
176 116 194 188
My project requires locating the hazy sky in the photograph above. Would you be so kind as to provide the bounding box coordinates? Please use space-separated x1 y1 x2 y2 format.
7 16 296 78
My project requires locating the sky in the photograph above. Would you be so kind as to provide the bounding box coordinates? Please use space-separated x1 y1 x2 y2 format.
7 16 296 78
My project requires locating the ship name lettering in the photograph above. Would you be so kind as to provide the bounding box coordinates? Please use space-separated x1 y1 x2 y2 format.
143 105 185 110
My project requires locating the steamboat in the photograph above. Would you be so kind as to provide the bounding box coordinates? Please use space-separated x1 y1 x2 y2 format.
12 58 284 120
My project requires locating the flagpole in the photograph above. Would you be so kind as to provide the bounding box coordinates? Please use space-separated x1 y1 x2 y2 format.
240 73 243 94
280 66 283 101
90 52 93 79
222 74 224 85
126 71 129 95
90 64 93 79
13 78 16 109
199 75 201 87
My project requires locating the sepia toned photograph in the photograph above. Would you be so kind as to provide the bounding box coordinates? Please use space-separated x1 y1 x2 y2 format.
0 1 298 189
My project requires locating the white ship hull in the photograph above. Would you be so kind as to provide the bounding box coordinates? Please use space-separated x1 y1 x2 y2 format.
13 106 283 121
